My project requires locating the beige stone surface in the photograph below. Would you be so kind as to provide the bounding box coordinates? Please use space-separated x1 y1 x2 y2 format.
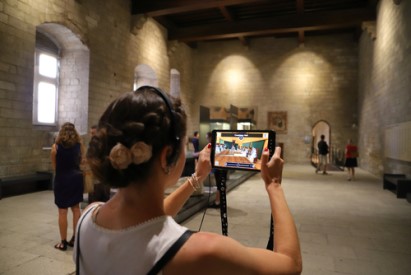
0 0 410 182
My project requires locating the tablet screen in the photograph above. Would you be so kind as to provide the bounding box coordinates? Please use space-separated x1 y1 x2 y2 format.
211 130 275 171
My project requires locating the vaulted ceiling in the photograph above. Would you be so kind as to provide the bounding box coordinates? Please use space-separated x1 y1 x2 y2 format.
131 0 377 46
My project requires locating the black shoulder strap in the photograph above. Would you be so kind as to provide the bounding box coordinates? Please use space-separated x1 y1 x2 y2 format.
215 169 228 236
147 230 194 275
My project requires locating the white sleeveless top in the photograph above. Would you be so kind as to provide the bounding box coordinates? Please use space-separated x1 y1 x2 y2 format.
74 205 188 275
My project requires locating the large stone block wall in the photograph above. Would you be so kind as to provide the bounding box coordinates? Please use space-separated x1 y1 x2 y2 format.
191 35 359 163
1 0 410 177
0 0 191 177
58 49 90 135
358 0 411 177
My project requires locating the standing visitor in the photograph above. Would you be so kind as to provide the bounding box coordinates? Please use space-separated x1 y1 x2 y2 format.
51 122 84 251
316 134 329 175
345 139 358 181
191 131 200 155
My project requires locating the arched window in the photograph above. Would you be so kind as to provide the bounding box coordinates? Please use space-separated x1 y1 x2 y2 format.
134 64 158 90
170 68 180 98
33 23 90 134
33 31 60 125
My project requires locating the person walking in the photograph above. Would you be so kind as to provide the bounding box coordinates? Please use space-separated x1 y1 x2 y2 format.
316 134 329 175
345 139 358 181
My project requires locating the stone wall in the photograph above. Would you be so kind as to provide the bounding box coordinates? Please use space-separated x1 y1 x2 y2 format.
1 0 410 177
168 41 195 135
191 35 359 163
0 0 192 177
358 0 411 177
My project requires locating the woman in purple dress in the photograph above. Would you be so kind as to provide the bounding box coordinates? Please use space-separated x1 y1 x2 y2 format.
51 122 84 251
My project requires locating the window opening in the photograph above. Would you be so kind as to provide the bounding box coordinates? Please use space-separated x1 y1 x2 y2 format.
33 39 60 126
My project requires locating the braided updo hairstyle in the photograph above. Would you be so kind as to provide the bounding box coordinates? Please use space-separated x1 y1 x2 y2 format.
87 86 187 188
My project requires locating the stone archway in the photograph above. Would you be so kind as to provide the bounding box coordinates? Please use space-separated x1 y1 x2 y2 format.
36 23 90 135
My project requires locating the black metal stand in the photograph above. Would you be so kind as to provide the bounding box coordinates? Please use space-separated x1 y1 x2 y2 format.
215 169 228 236
215 169 274 248
266 215 274 250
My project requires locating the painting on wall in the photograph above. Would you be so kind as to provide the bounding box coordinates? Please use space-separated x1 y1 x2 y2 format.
267 111 287 133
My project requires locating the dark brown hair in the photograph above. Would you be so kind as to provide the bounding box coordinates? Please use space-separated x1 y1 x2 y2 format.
87 86 187 188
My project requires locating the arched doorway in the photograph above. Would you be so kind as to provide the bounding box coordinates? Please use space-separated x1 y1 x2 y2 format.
311 120 330 167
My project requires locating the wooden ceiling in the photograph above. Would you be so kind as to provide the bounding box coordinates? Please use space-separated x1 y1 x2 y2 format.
131 0 377 45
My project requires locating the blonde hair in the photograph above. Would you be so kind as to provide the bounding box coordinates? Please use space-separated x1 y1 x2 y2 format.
56 122 81 147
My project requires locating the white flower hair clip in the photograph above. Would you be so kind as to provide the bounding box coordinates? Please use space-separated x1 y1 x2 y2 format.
130 142 152 165
109 142 152 170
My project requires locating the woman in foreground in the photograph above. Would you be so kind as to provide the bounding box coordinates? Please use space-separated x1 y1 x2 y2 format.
75 86 302 274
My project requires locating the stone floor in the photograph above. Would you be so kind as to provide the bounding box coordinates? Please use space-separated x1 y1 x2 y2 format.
0 164 410 275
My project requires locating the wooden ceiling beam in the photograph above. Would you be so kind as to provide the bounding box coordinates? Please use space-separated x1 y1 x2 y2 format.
219 6 234 21
238 36 248 46
367 0 379 7
296 0 304 14
132 0 270 16
296 0 304 44
153 16 177 31
168 8 376 42
219 6 248 45
298 30 305 44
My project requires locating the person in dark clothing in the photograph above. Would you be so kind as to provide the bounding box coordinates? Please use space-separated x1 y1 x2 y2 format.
191 131 200 156
345 139 358 181
51 122 84 251
316 134 329 175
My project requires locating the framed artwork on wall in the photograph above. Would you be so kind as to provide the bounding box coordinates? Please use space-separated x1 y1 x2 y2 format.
267 111 287 133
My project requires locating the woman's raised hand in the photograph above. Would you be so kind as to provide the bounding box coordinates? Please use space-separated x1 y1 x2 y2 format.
195 144 212 182
260 146 284 190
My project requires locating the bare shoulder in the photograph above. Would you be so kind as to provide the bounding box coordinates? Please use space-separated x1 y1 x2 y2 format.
164 231 255 275
165 231 301 275
183 231 230 256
